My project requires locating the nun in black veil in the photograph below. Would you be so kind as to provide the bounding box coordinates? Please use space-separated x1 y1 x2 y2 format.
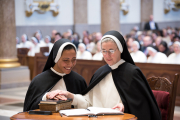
56 31 161 120
23 39 87 112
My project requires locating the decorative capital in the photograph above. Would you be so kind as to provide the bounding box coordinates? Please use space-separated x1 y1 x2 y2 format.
25 0 59 17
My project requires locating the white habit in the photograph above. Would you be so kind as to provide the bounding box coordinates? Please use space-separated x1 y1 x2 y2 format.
167 53 180 64
147 52 167 64
130 51 147 63
42 67 67 100
72 59 124 108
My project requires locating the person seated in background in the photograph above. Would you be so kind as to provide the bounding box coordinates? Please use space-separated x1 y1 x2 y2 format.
51 30 57 43
54 32 62 43
153 36 162 49
44 35 53 53
126 37 134 53
35 32 46 47
23 39 87 111
51 31 161 120
130 41 147 63
161 28 171 45
91 32 102 54
18 34 33 48
28 37 40 56
141 36 153 55
86 34 95 52
77 43 92 60
92 41 103 60
167 41 180 64
158 41 171 56
72 32 80 48
147 46 167 64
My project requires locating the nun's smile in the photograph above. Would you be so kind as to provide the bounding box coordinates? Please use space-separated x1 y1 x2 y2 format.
54 49 76 74
101 41 121 66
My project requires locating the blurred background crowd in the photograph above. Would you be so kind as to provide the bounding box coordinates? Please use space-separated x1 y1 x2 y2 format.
16 15 180 64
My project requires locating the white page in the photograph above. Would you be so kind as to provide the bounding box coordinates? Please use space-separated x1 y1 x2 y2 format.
59 107 124 117
60 109 94 116
87 107 123 115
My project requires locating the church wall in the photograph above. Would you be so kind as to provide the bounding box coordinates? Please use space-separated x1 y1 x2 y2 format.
15 0 180 40
153 0 180 29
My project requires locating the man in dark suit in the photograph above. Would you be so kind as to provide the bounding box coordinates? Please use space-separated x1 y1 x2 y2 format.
144 15 159 31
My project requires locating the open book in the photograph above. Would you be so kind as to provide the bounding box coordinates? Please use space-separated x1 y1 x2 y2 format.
59 107 124 117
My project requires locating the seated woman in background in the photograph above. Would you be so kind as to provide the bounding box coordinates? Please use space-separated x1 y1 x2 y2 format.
92 41 103 60
50 31 161 120
23 39 87 111
147 46 167 64
77 43 92 60
44 35 54 53
167 41 180 64
130 41 147 62
158 41 171 56
18 34 32 48
28 37 40 56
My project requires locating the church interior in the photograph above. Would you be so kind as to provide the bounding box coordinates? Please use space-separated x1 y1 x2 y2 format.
0 0 180 120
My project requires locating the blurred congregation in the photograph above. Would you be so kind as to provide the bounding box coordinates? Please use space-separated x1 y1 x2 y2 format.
16 22 180 64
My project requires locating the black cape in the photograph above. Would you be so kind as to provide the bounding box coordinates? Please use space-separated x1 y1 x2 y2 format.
81 62 161 120
23 69 87 111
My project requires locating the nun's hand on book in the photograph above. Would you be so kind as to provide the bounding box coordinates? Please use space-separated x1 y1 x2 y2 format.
58 90 74 100
112 103 124 112
46 90 65 100
54 94 67 101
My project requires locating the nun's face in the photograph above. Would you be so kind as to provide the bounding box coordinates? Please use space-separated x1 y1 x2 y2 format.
78 45 85 53
55 49 76 74
101 41 121 66
132 43 138 52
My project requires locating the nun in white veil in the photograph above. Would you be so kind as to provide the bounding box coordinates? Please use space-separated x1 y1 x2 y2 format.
77 43 92 60
130 41 147 63
167 41 180 64
147 46 167 63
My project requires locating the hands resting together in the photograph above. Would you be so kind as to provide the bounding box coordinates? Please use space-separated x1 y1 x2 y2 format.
46 90 124 112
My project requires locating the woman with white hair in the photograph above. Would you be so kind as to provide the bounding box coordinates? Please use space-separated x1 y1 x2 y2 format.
18 34 33 48
44 35 54 52
147 46 167 63
166 41 180 64
130 41 147 62
77 43 92 60
35 31 45 47
28 37 40 56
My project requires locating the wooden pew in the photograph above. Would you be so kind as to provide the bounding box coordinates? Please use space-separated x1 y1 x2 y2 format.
17 48 29 65
17 54 180 106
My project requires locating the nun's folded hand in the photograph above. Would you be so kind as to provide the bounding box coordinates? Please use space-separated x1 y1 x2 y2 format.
112 103 124 112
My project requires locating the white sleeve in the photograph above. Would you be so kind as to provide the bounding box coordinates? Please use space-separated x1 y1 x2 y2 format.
42 92 48 100
72 94 91 109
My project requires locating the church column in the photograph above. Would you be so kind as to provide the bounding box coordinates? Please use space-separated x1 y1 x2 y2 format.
73 0 87 38
141 0 153 30
0 0 20 68
0 0 30 89
101 0 120 35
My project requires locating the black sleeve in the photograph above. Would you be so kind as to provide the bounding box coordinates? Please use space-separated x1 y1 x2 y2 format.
125 69 161 120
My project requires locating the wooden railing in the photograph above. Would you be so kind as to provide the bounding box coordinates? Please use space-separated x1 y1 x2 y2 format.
17 55 180 106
